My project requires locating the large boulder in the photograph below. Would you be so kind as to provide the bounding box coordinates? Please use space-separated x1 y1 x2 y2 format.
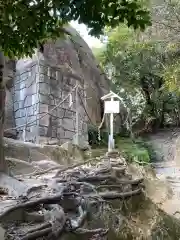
13 25 109 144
41 25 110 125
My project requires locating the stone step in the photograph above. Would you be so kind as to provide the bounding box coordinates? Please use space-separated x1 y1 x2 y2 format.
106 150 120 158
3 138 74 165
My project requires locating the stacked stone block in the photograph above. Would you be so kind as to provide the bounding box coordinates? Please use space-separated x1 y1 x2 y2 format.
13 62 88 144
13 63 39 142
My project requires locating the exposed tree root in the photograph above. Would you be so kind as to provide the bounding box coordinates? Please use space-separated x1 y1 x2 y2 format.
0 192 78 219
78 175 117 182
21 226 52 240
24 211 45 223
22 226 108 240
53 157 99 178
1 152 144 240
18 165 62 177
6 157 36 168
29 166 62 176
96 184 126 190
27 222 51 233
98 188 142 200
74 228 108 236
26 185 48 196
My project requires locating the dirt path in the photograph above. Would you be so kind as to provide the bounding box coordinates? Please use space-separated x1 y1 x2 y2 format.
148 128 180 162
147 128 180 216
148 128 180 177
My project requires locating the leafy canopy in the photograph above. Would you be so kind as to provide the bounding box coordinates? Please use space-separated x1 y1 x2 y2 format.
94 0 180 130
95 23 180 126
0 0 151 57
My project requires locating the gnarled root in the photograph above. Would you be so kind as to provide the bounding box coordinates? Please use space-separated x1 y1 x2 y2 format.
1 153 144 240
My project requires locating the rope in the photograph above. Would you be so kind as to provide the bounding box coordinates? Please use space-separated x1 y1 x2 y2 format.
77 89 109 145
4 84 78 132
98 111 105 141
77 87 131 142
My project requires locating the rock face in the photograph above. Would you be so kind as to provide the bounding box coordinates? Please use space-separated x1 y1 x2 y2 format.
6 26 109 144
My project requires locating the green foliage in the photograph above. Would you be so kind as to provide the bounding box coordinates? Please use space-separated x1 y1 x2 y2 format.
116 137 151 164
97 25 166 91
0 0 150 57
163 60 180 92
134 138 158 162
90 0 180 162
95 18 180 130
87 125 155 164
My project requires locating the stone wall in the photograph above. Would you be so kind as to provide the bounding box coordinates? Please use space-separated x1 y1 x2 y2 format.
36 63 87 144
14 60 39 142
14 52 88 144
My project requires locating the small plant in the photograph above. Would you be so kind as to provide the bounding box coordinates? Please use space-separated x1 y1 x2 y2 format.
134 137 158 162
115 136 152 164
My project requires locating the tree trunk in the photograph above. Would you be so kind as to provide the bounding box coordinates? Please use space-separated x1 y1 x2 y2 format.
0 52 8 173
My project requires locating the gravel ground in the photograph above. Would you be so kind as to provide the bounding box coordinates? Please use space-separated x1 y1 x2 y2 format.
148 128 180 195
148 128 180 162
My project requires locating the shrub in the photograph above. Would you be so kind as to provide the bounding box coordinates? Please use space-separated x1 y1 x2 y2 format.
116 137 151 164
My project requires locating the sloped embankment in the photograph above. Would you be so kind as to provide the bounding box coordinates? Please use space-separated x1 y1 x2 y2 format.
0 138 180 239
